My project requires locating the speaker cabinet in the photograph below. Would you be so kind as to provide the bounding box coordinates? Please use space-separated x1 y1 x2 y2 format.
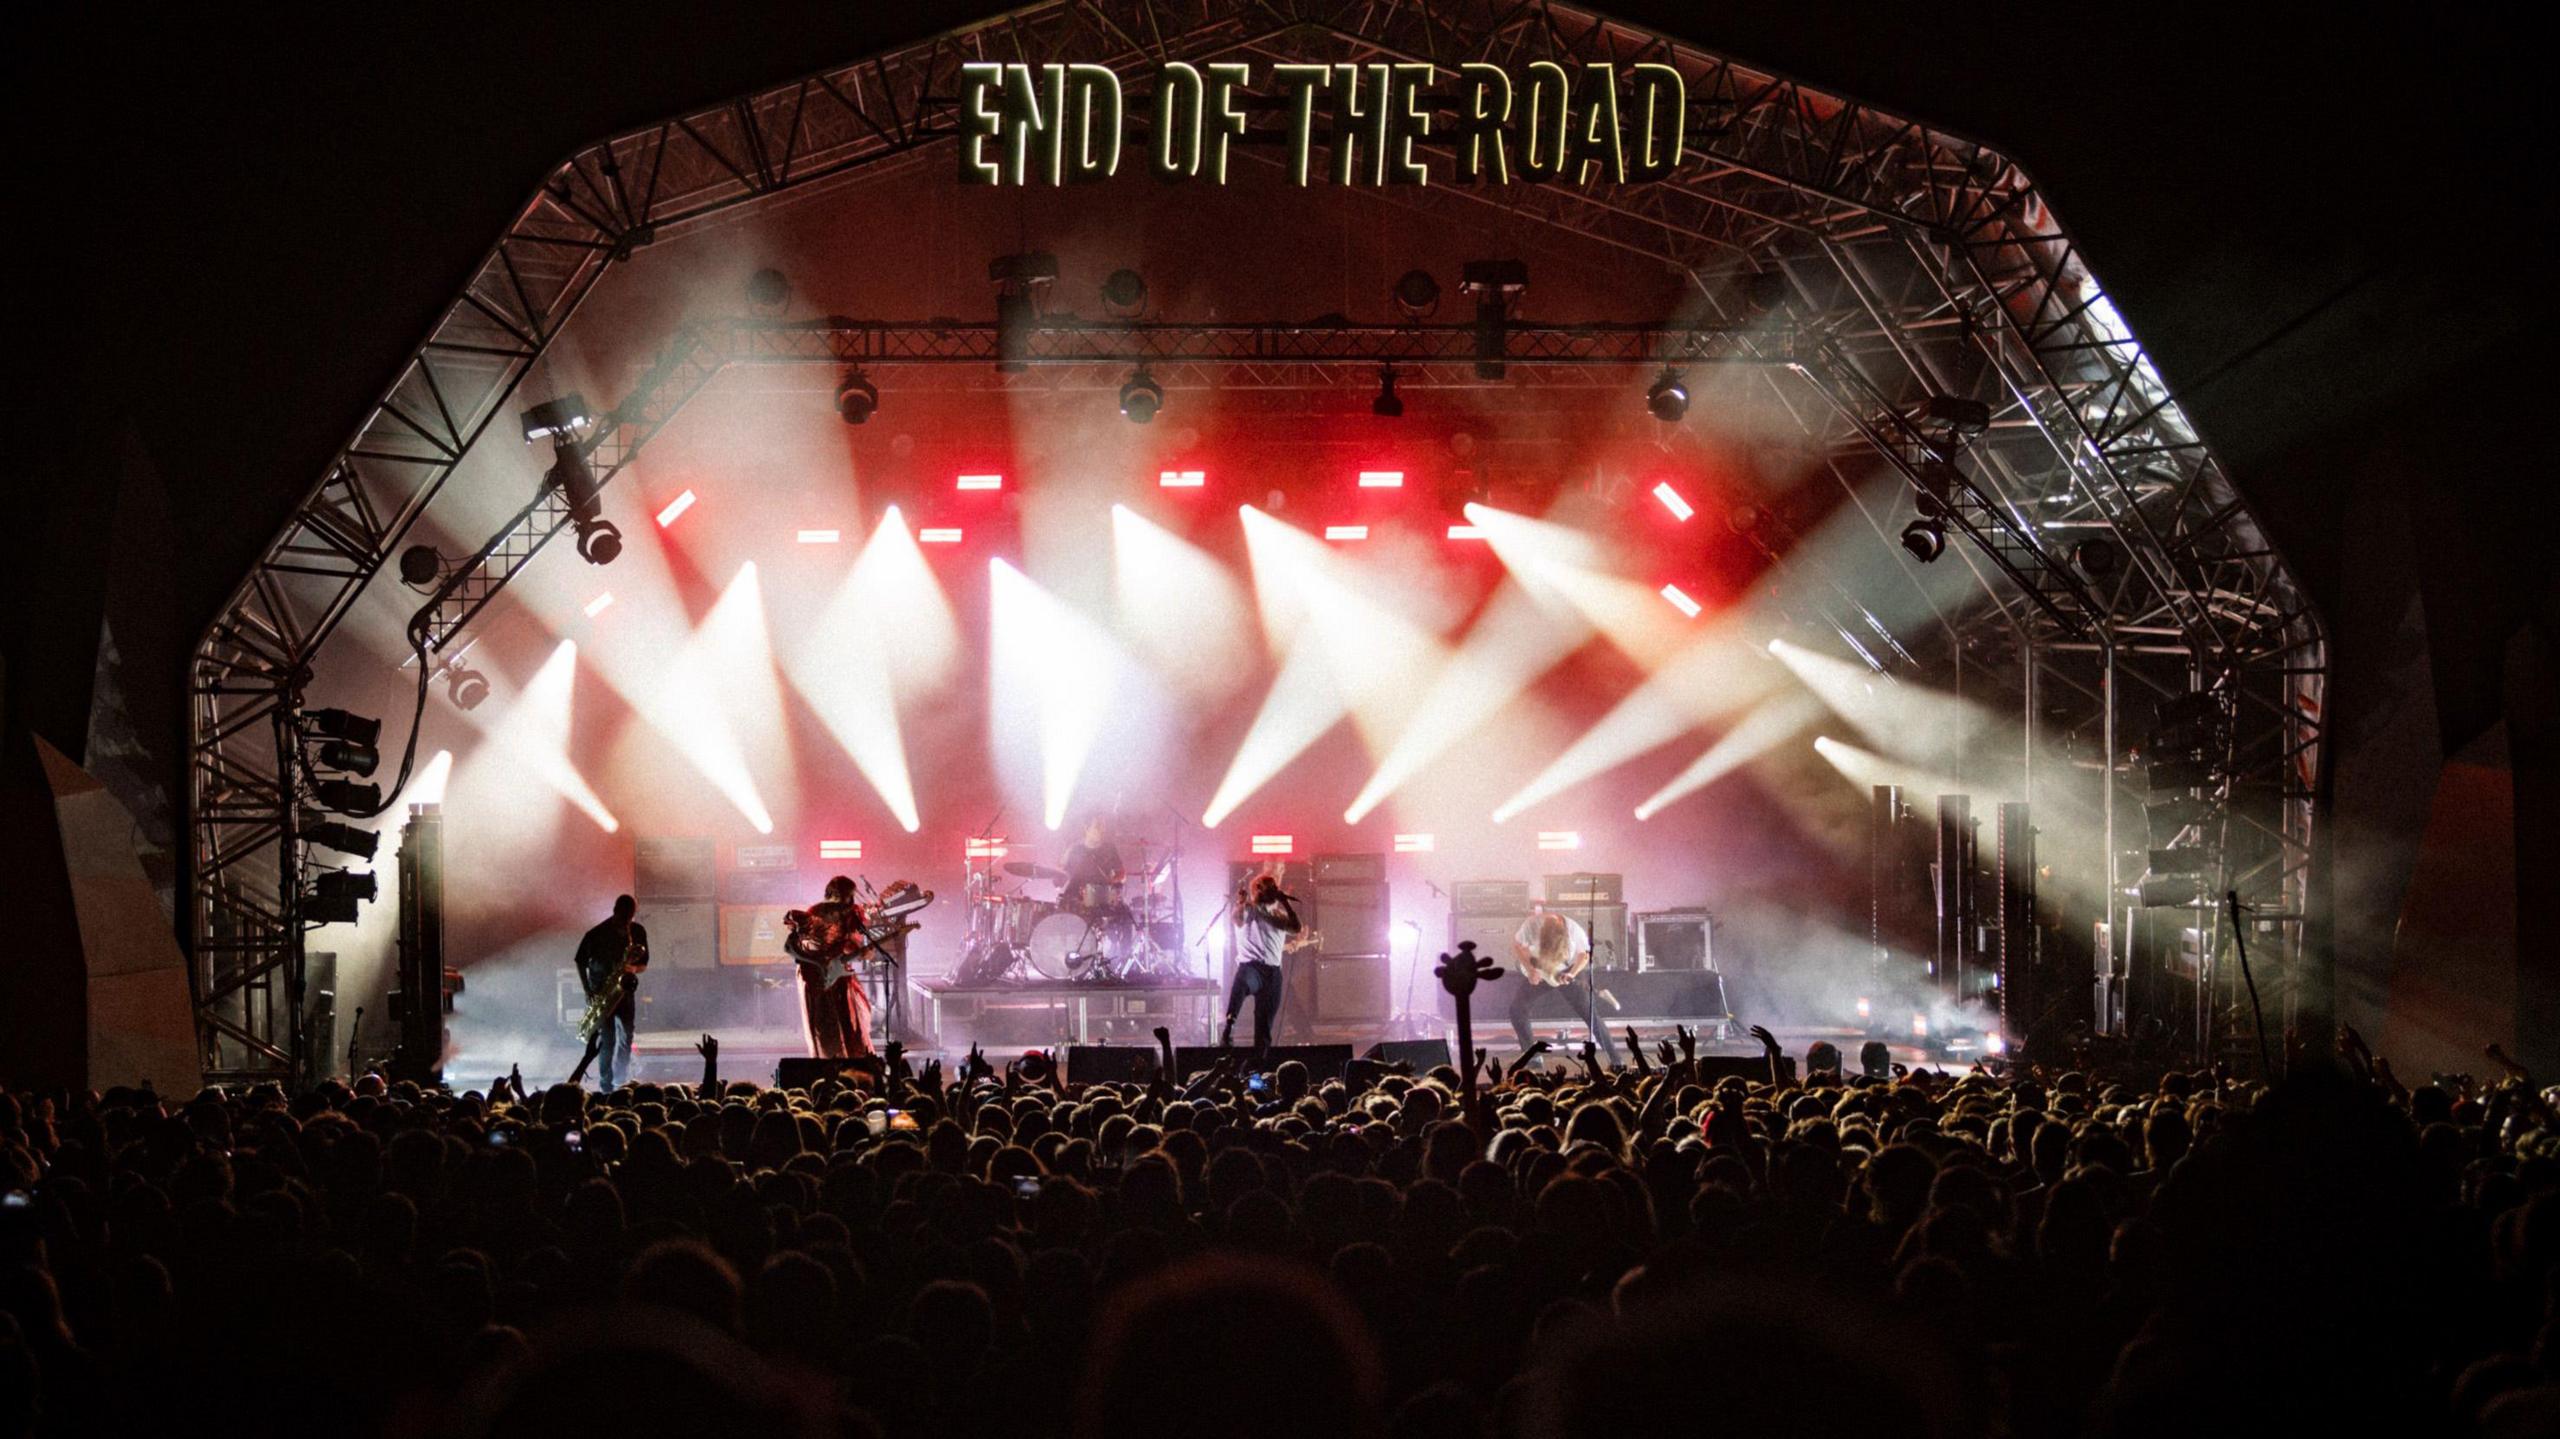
1173 1043 1353 1078
635 836 717 899
776 1057 870 1089
1363 1038 1453 1071
646 900 719 970
1066 1045 1159 1083
1312 881 1388 957
1448 912 1521 964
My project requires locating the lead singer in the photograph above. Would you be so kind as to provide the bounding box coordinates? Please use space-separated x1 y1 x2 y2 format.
1220 872 1302 1054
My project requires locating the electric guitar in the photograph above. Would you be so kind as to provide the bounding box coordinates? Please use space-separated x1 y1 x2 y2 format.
786 887 935 987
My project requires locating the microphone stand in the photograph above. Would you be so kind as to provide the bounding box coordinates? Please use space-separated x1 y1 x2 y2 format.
1582 874 1610 1065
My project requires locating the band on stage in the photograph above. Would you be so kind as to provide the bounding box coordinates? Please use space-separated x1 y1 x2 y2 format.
562 820 1623 1085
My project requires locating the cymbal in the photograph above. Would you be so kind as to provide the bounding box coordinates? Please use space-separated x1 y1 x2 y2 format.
1003 861 1068 881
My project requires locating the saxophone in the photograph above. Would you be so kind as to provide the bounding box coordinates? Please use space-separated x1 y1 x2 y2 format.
578 927 647 1041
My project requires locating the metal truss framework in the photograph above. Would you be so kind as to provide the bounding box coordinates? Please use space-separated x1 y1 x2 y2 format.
189 0 2324 1081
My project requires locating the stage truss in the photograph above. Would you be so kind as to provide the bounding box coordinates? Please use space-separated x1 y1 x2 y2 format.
187 0 2323 1082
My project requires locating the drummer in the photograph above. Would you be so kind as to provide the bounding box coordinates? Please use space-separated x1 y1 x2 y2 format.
1060 814 1125 914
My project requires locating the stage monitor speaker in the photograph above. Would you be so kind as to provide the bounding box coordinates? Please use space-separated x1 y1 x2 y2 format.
635 836 717 899
1542 871 1624 904
720 904 794 966
776 1057 871 1090
1067 1045 1159 1083
646 900 719 970
1312 852 1385 882
1691 1053 1790 1085
1312 955 1392 1023
1453 879 1531 916
1174 1043 1353 1077
1313 881 1388 957
1363 1038 1453 1071
1634 910 1715 972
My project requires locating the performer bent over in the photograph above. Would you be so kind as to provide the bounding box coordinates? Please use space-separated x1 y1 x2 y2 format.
1508 907 1621 1065
785 876 875 1060
1221 872 1301 1054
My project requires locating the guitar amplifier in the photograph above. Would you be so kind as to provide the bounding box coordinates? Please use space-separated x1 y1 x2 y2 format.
723 867 808 904
1634 909 1715 971
720 904 793 965
1543 871 1624 905
1454 879 1531 916
1312 852 1386 882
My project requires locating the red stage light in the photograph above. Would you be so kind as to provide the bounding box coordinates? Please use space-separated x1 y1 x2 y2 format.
1393 833 1435 852
656 490 697 527
955 473 1003 491
1356 470 1405 488
1651 481 1695 521
583 592 615 618
1324 525 1369 541
1536 831 1582 850
797 528 842 544
1159 469 1205 488
1659 583 1702 618
1249 834 1293 855
918 527 963 544
1445 524 1485 540
818 838 863 860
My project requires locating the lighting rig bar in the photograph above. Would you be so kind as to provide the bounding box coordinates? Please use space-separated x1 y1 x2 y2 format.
407 313 1801 658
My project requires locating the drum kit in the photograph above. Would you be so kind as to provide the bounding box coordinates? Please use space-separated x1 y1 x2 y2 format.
952 835 1192 985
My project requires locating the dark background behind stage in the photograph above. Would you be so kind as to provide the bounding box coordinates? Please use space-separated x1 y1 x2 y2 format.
6 3 2551 1071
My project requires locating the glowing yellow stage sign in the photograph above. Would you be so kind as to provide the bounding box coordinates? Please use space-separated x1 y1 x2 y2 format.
957 60 1686 187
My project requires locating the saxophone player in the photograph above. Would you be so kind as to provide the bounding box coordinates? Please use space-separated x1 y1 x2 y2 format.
573 894 650 1089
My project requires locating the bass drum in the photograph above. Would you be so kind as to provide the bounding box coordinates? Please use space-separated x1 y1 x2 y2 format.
1023 910 1098 981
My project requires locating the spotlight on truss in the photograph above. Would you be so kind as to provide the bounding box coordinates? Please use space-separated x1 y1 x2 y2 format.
305 869 378 925
444 664 489 711
398 544 444 589
299 811 378 861
1120 369 1163 424
835 367 879 426
1101 267 1148 313
1372 365 1403 418
1900 515 1946 563
520 394 592 444
1392 268 1441 318
1646 369 1690 423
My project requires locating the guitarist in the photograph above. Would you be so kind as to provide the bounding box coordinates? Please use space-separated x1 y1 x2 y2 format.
786 876 875 1060
1507 906 1621 1065
573 895 650 1089
785 875 929 1061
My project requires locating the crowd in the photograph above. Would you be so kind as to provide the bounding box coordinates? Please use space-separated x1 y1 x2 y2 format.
5 1009 2559 1439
